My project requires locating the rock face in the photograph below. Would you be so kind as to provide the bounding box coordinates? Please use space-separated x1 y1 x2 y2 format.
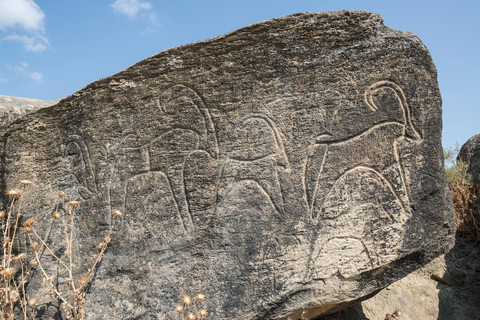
459 133 480 188
315 237 480 320
3 11 454 320
360 237 480 320
0 95 60 134
0 95 60 205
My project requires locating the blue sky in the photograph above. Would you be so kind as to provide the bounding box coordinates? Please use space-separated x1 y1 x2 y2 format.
0 0 478 150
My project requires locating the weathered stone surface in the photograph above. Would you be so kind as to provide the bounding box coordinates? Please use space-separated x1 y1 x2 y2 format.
3 11 454 320
0 95 60 135
315 237 480 320
0 95 61 151
0 95 60 205
459 133 480 188
360 237 480 320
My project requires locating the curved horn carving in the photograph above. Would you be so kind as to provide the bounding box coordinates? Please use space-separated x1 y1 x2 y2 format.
365 81 422 141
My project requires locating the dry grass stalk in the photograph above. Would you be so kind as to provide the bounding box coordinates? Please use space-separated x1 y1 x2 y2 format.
450 181 480 242
445 147 480 243
1 181 121 319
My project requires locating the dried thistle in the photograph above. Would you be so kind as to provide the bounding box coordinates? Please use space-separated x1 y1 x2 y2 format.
28 298 37 307
10 289 19 302
196 293 205 301
175 305 184 313
20 180 33 186
22 218 36 227
13 253 27 262
66 200 81 207
77 276 89 288
21 226 34 234
103 236 111 244
6 188 21 198
393 308 403 317
2 267 15 277
112 209 123 218
0 184 119 320
183 295 191 305
199 309 207 318
187 313 197 320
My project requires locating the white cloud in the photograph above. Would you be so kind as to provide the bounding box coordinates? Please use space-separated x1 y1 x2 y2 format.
3 34 49 52
0 0 45 32
142 12 160 34
28 71 42 82
0 0 49 52
111 0 152 20
9 62 43 83
11 61 29 73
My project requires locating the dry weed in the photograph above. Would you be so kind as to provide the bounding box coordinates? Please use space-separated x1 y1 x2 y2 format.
0 181 121 319
384 308 402 319
444 146 480 243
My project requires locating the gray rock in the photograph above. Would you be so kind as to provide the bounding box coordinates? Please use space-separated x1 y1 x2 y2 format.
0 95 60 135
3 11 454 320
360 237 480 320
0 95 60 207
458 133 480 188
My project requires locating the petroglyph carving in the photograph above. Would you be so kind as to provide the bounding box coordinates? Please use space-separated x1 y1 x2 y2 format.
217 114 290 214
5 12 453 319
108 84 219 232
183 150 218 225
124 172 185 244
306 81 422 220
65 135 97 198
308 167 409 279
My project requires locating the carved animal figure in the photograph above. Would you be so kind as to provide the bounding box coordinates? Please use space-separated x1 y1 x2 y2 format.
307 167 410 280
114 84 219 232
306 81 422 220
217 114 291 214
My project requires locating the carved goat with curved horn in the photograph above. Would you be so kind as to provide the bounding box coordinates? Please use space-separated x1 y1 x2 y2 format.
307 80 422 220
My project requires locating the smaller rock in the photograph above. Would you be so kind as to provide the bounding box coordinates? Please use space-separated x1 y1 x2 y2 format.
358 237 480 320
458 133 480 188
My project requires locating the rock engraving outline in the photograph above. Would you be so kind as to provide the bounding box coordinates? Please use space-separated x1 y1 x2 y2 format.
306 80 422 220
216 113 291 215
113 84 220 233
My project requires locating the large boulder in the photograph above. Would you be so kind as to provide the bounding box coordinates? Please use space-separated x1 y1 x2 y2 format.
458 133 480 188
4 11 454 320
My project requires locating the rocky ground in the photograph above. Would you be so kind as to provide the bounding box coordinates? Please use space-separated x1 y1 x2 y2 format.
318 236 480 320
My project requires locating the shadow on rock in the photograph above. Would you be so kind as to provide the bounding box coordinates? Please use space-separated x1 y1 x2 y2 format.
437 236 480 320
314 303 369 320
